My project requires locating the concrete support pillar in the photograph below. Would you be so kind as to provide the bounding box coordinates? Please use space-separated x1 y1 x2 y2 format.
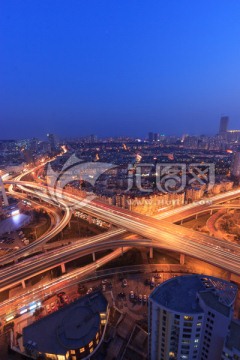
92 252 96 262
180 219 183 225
149 247 153 259
210 209 213 215
180 254 185 265
21 280 26 289
225 271 231 281
195 213 198 219
61 263 66 273
121 247 124 256
88 215 93 224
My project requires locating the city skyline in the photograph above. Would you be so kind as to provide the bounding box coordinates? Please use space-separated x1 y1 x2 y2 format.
0 116 240 141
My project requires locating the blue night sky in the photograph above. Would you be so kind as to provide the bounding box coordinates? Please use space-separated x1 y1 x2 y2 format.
0 0 240 139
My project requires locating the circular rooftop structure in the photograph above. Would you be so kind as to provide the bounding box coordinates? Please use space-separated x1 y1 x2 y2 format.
57 305 100 350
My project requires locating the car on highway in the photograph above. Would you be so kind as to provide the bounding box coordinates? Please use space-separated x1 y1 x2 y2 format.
143 294 147 303
86 288 93 294
138 294 142 302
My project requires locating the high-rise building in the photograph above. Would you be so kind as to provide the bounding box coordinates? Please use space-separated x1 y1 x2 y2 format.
231 152 240 178
149 132 154 142
90 134 97 143
148 275 237 360
222 320 240 359
219 116 229 135
47 133 58 152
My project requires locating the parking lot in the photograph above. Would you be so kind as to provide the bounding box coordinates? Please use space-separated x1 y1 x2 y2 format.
11 270 190 336
39 271 184 320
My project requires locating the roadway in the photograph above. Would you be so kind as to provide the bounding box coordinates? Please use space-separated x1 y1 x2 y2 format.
0 187 72 265
0 228 129 291
154 189 240 222
0 246 131 318
6 180 240 276
1 179 240 319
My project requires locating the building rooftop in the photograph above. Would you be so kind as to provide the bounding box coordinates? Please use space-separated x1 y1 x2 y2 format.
23 291 108 356
225 320 240 352
150 275 237 315
199 291 230 317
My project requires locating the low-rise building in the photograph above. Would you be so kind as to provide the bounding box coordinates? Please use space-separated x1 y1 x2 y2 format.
22 291 108 360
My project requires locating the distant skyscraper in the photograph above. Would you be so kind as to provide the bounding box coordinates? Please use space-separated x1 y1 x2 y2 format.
47 133 58 152
231 152 240 178
90 134 97 143
154 133 160 142
148 275 237 360
219 116 229 135
148 132 154 142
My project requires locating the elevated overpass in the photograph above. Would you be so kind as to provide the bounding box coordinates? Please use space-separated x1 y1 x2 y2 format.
4 180 240 277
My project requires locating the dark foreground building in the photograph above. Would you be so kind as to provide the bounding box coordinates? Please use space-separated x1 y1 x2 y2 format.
23 291 108 360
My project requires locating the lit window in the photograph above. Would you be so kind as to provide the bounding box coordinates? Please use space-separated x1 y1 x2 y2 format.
89 341 93 348
197 322 202 326
80 348 85 353
70 350 75 355
90 347 93 353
